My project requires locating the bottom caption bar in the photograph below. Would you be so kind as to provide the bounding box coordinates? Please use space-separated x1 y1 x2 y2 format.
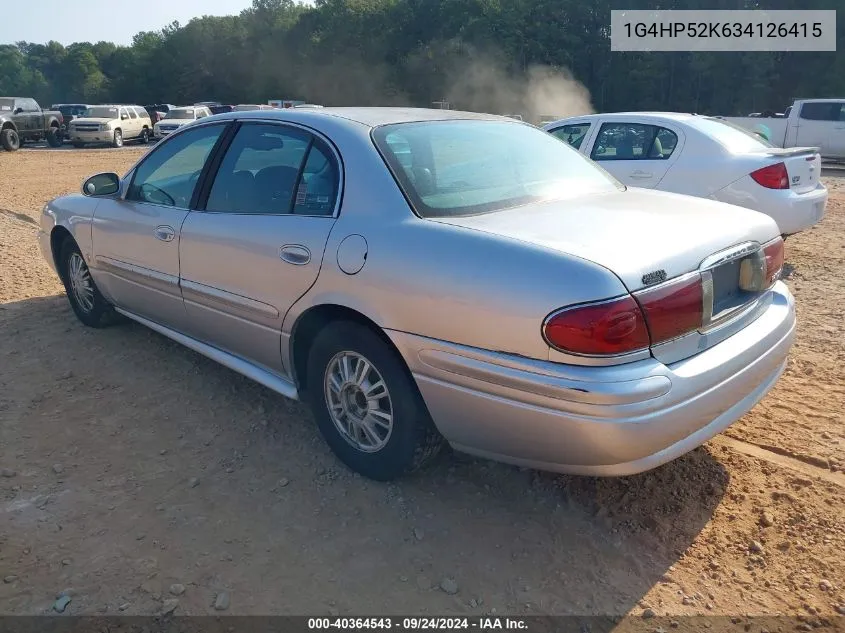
0 616 843 633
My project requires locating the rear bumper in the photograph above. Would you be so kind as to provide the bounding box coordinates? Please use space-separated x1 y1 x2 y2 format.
714 179 827 236
388 282 796 476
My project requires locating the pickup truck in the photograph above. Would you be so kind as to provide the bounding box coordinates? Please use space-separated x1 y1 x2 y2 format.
720 98 845 161
0 97 64 151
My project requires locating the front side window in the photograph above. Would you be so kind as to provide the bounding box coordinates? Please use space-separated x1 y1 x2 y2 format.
127 123 226 208
372 120 622 218
205 123 313 214
591 123 678 161
548 123 592 150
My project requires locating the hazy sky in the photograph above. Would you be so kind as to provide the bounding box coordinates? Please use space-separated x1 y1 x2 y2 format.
1 0 256 46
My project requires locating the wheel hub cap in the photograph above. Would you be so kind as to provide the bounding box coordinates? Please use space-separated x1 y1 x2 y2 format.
324 351 393 453
68 252 94 312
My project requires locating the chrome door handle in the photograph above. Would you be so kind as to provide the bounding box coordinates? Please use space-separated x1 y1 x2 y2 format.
280 244 311 265
629 170 653 179
154 225 175 242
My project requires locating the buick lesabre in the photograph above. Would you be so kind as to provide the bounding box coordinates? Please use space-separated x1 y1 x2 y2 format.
39 108 796 481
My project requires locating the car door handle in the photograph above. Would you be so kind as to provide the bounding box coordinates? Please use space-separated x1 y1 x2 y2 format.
154 225 175 242
279 244 311 265
629 170 653 179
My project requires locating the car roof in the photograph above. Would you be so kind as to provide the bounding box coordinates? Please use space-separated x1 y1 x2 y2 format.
213 107 514 128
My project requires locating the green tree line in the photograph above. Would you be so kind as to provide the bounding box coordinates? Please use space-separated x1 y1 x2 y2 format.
1 0 843 118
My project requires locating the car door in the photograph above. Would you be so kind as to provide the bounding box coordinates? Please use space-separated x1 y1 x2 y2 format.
178 120 341 373
586 121 682 188
546 121 595 152
90 121 230 331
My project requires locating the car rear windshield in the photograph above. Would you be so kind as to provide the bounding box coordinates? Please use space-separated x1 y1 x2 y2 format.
372 119 622 218
165 109 195 119
84 106 119 118
688 117 776 152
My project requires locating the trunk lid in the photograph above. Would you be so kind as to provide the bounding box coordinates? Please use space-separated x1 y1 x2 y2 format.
744 146 821 194
432 188 779 292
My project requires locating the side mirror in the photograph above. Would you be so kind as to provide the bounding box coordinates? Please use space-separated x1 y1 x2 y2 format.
121 114 129 120
14 107 23 115
83 172 120 197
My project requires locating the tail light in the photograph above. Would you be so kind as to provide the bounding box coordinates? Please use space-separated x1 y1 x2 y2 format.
763 237 784 285
543 296 650 356
544 275 705 356
750 162 789 189
635 274 704 344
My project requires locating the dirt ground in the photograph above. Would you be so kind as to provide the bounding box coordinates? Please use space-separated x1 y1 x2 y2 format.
0 147 843 619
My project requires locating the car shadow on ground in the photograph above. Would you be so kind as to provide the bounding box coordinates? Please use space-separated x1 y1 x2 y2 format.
0 295 729 615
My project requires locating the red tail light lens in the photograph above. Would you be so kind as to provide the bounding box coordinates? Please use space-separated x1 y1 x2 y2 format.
763 237 784 285
635 275 704 344
750 162 789 189
543 296 650 356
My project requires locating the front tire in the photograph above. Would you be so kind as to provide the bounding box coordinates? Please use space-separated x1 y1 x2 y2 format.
305 321 444 481
59 239 116 328
112 129 123 148
0 128 20 151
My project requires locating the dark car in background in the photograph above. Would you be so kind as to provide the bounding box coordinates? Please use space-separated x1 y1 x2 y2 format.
52 103 90 137
209 105 234 115
144 103 176 126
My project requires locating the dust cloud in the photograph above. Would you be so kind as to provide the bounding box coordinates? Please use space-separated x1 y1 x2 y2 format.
442 55 595 123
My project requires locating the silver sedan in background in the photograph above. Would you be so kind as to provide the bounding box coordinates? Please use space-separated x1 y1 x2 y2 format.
38 108 795 481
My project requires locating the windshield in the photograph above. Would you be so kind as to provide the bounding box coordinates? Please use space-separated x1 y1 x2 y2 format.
372 120 622 218
690 117 776 151
164 109 196 120
83 106 119 119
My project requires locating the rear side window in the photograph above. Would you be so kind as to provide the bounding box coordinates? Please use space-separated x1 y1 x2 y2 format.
591 123 679 160
127 108 138 119
205 123 339 216
799 101 845 122
134 107 147 118
548 123 591 150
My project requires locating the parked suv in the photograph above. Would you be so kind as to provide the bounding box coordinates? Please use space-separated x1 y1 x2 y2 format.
153 106 212 140
67 105 152 148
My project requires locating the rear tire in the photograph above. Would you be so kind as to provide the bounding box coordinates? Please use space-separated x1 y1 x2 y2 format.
59 239 117 328
305 321 445 481
46 127 62 147
139 128 150 144
112 129 123 148
1 128 20 151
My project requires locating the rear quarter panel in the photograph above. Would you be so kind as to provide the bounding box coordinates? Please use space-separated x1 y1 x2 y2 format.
282 119 628 362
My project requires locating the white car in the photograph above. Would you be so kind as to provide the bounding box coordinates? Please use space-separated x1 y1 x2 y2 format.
543 113 828 236
153 106 212 139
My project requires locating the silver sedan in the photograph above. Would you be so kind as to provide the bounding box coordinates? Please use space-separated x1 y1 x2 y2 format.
38 108 796 481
